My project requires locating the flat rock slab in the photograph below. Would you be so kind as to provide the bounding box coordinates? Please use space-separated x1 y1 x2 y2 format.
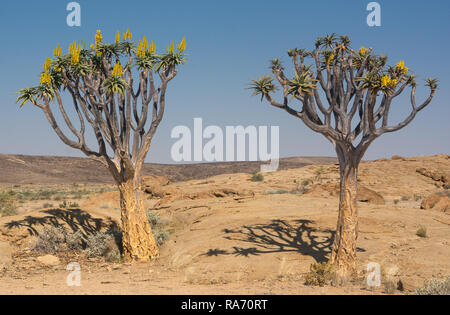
36 255 60 266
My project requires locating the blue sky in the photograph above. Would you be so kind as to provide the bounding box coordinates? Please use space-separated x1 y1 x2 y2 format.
0 0 448 163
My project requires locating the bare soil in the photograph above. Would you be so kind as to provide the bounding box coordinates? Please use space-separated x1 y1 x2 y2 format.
0 154 449 295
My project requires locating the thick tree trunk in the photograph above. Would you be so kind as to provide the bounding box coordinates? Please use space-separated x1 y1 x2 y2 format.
119 177 159 261
329 154 359 285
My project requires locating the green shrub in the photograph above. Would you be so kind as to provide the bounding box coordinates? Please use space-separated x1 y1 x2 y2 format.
401 196 410 201
146 210 170 246
32 226 84 254
416 226 427 238
264 189 288 195
146 210 161 226
85 232 121 262
0 190 18 217
251 171 264 182
153 229 170 246
59 201 79 209
304 262 334 287
415 276 450 295
43 203 54 208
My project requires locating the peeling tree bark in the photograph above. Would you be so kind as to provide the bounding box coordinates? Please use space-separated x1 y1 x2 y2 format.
329 147 359 283
119 176 159 261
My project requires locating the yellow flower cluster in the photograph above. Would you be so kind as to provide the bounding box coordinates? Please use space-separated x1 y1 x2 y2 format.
69 41 82 65
327 53 335 65
40 57 53 85
166 41 174 54
166 37 186 54
43 57 52 72
177 37 186 53
359 46 368 54
53 44 62 58
396 60 409 74
112 62 123 77
40 72 52 86
381 75 398 88
123 28 132 41
136 36 149 58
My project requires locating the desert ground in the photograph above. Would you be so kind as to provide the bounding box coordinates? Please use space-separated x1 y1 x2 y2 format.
0 154 449 295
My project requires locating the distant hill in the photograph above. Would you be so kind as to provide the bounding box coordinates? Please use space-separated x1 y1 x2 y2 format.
0 154 337 184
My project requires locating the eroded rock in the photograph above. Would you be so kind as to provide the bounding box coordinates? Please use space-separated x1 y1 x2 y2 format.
421 192 450 213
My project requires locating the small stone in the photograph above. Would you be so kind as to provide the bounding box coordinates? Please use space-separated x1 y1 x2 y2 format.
36 255 60 266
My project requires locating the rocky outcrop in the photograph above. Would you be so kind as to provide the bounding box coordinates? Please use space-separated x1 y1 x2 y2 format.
416 168 449 186
421 192 450 213
305 183 385 204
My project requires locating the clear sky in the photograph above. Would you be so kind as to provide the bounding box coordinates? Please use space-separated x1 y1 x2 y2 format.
0 0 449 163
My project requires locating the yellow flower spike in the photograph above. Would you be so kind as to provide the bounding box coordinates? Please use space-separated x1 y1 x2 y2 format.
43 58 52 71
54 44 60 58
115 31 120 44
95 30 103 46
137 40 143 57
123 28 132 41
143 36 148 48
148 40 155 54
112 62 123 77
170 40 174 53
381 75 389 88
55 44 62 57
179 37 186 52
41 72 51 86
359 46 368 55
396 60 404 69
90 44 95 50
166 45 169 53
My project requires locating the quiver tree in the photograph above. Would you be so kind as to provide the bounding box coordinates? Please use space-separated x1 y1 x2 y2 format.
17 29 186 261
249 34 438 283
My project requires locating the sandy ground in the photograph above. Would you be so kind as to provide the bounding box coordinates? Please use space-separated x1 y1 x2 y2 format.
0 154 449 294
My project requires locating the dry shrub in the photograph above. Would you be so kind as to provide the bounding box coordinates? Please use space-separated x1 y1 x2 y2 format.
415 276 450 295
304 262 334 287
0 190 18 217
32 226 84 254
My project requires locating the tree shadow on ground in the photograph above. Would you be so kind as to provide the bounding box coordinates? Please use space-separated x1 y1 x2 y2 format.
3 208 117 239
205 219 336 263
